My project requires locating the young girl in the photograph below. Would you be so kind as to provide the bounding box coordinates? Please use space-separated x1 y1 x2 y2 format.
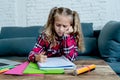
28 7 85 63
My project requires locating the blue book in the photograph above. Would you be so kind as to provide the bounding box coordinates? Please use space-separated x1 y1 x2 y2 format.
37 56 76 70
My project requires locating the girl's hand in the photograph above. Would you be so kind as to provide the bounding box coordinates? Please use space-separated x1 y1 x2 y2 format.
64 26 73 36
35 52 47 63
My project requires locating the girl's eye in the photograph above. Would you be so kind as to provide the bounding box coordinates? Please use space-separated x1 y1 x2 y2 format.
56 24 61 27
63 25 67 28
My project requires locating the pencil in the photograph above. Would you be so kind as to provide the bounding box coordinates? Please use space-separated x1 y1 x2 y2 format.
73 64 96 76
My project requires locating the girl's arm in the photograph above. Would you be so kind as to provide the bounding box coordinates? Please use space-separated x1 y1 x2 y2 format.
28 33 47 62
62 35 78 61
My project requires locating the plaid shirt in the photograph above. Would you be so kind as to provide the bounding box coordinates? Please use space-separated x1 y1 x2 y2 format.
28 33 78 62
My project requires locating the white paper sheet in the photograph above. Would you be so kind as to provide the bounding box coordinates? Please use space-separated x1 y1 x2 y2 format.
37 56 76 69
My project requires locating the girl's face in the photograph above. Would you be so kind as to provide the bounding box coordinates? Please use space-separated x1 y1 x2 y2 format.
54 15 72 37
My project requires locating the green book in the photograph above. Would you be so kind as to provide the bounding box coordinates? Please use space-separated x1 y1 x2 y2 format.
23 62 64 74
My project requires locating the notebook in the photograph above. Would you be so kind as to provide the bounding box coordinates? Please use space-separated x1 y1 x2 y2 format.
23 62 64 74
37 56 76 70
4 61 29 75
4 61 44 76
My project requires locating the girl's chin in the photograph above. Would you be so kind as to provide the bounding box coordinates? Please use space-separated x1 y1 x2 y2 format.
58 35 62 37
58 34 63 37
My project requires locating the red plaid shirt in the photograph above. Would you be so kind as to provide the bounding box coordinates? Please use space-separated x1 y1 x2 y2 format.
28 33 78 62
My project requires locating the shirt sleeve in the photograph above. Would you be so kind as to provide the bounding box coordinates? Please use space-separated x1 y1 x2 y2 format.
62 35 78 61
28 33 46 62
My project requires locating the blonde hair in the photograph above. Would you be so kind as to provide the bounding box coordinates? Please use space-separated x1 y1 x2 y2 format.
43 7 85 52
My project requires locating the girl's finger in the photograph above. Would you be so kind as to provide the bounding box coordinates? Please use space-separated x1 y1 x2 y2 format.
41 51 46 55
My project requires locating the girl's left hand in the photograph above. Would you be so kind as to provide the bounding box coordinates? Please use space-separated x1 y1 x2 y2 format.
65 26 73 35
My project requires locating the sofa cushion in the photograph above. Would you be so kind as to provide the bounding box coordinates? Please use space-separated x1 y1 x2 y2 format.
0 26 44 39
81 23 93 37
78 37 98 56
0 37 36 56
98 21 120 62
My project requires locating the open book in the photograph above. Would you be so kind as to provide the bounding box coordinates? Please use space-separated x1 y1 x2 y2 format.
37 56 76 70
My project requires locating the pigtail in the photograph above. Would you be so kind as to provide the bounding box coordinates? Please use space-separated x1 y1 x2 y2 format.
44 7 57 38
73 11 85 52
46 7 57 27
44 7 58 46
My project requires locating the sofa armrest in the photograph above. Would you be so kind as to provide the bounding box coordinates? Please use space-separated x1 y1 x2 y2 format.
93 30 101 39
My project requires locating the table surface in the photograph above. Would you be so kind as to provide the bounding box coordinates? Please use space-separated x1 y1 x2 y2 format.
0 59 120 80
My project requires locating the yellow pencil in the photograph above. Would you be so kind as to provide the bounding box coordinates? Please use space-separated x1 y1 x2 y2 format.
73 64 96 76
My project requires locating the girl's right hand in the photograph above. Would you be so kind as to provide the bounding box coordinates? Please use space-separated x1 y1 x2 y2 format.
35 52 47 63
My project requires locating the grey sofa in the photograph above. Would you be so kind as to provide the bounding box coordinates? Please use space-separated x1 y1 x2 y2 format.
0 21 120 76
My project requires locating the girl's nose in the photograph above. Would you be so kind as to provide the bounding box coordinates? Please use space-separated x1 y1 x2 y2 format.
59 26 64 31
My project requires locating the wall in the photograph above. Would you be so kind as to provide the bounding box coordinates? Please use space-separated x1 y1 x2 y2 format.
0 0 15 26
0 0 120 30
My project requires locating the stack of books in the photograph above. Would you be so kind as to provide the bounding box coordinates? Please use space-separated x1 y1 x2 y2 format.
3 56 76 75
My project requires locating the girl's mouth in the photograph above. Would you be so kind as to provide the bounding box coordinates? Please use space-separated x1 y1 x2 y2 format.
58 32 63 36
